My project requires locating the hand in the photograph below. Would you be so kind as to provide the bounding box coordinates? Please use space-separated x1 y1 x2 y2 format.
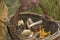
20 0 39 10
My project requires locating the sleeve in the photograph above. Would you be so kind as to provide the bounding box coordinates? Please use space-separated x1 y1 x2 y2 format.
0 0 8 40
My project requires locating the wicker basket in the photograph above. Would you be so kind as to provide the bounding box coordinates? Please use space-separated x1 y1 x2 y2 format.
7 12 60 40
7 1 60 40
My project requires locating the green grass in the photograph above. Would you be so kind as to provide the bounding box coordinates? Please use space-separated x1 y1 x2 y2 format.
5 0 60 21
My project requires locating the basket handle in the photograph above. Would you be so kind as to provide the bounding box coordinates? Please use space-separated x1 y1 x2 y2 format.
39 1 48 16
38 1 52 19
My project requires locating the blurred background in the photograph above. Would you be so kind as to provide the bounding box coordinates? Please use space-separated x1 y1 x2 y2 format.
5 0 60 21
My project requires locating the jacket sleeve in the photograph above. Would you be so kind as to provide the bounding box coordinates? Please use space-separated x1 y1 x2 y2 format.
0 0 8 40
